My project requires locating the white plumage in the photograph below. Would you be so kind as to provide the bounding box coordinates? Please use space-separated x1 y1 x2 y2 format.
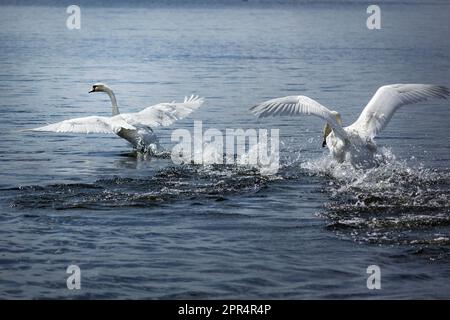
32 115 135 134
250 84 449 167
31 83 204 153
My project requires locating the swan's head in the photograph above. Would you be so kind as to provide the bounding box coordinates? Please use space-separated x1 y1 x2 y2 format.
322 111 343 147
89 83 110 93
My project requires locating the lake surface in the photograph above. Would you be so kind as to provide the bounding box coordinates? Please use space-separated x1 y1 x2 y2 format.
0 2 449 299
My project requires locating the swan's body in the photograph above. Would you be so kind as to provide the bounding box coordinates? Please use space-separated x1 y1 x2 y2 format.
31 83 204 154
250 84 449 168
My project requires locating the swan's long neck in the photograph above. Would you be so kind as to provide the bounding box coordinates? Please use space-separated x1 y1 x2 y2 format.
104 87 120 116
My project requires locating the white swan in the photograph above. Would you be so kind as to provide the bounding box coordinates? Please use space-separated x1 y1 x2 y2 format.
31 83 204 154
250 84 449 167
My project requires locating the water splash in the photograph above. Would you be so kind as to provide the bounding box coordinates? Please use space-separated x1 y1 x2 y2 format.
301 148 450 246
10 163 272 210
191 138 280 176
9 141 450 250
237 139 280 176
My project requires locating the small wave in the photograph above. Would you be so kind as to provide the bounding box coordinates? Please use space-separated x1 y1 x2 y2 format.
302 148 450 246
10 164 272 210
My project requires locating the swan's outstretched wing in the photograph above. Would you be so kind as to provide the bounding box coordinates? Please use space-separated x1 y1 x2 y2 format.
31 116 136 134
121 95 205 128
350 84 449 138
250 95 348 140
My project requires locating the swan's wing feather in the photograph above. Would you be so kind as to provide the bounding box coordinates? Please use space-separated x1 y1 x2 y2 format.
350 84 449 138
31 116 135 134
250 95 347 140
123 95 204 127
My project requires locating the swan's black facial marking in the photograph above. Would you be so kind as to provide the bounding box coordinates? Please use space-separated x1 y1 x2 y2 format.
89 85 97 93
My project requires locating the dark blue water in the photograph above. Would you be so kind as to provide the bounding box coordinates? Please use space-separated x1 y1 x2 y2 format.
1 3 450 299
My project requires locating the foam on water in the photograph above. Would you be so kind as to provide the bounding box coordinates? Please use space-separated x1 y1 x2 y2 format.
188 138 280 176
301 148 450 245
